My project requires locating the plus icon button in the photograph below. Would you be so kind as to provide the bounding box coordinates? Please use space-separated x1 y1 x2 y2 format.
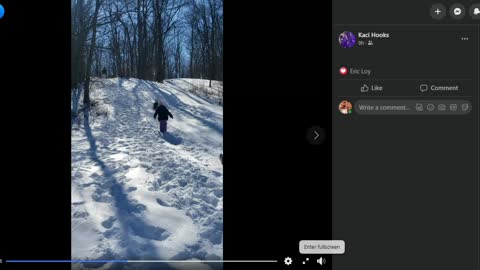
431 4 446 20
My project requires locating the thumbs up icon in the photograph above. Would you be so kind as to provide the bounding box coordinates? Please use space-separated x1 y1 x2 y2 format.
360 84 369 92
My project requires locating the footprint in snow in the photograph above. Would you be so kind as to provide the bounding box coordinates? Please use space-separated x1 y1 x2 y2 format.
156 198 170 207
103 227 120 239
101 216 117 229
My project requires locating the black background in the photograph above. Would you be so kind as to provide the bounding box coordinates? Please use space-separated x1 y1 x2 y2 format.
0 0 71 270
0 0 332 270
223 0 332 269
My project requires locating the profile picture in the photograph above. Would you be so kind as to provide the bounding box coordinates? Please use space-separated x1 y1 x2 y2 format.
338 31 356 48
338 100 353 114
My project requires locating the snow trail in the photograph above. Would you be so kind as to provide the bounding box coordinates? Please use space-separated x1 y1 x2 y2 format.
72 78 223 270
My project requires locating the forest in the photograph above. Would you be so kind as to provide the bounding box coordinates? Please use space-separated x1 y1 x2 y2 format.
71 0 223 108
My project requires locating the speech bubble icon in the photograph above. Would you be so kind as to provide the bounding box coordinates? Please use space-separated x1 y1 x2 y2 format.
420 84 429 92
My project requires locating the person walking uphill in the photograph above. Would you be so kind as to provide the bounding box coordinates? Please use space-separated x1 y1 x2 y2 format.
153 101 173 134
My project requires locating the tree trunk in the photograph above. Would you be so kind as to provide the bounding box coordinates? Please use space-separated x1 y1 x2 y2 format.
83 0 103 108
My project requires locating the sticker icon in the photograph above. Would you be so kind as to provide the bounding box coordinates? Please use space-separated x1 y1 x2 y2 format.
427 104 435 112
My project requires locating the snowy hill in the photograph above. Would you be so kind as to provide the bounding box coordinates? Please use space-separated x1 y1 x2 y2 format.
71 78 223 270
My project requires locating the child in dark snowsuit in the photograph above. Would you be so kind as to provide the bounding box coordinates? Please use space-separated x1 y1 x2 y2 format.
153 102 173 134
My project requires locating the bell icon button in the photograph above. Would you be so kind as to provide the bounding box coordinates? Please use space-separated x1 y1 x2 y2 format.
469 4 480 19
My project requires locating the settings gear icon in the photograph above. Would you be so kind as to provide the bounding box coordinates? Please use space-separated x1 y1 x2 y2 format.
284 257 293 266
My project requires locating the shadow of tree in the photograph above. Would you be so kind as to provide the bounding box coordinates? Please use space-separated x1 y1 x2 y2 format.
142 81 223 135
80 111 174 269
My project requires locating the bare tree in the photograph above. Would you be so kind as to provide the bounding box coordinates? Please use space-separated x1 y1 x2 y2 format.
83 0 104 107
186 0 222 84
71 0 223 119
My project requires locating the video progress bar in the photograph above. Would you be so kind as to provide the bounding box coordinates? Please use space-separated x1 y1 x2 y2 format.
6 260 278 263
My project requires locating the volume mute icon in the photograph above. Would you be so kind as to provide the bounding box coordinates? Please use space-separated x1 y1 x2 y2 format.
317 257 326 265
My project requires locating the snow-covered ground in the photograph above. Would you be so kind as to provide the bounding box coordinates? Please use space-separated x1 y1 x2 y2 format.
71 78 223 270
165 79 223 106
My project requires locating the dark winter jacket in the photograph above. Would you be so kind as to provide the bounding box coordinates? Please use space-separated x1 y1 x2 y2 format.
154 105 173 121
